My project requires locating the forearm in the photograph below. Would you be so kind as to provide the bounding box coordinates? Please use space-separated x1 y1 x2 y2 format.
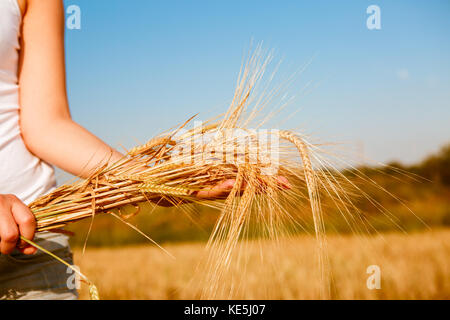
21 117 123 178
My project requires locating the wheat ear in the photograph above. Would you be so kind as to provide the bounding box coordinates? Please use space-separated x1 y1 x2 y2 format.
278 130 331 299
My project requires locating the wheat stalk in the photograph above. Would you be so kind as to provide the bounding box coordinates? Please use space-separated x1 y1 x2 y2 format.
138 182 193 196
23 47 373 300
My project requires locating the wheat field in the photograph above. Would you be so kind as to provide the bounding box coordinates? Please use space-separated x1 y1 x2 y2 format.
74 228 450 300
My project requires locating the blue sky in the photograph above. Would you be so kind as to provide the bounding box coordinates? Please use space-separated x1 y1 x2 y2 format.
62 0 450 173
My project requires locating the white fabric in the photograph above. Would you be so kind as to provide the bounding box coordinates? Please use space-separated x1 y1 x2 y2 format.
0 0 56 204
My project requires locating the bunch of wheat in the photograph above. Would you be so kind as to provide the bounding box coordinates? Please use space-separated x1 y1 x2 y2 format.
24 47 365 300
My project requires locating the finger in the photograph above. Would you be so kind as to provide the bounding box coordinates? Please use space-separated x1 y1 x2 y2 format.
196 179 235 198
11 200 36 247
18 245 37 255
277 176 291 189
0 204 20 255
218 179 235 190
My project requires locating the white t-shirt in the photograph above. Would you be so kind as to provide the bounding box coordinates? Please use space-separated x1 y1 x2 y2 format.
0 0 56 204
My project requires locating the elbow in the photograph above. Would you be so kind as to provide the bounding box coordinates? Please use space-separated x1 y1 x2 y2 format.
20 117 45 157
18 94 73 157
19 113 69 158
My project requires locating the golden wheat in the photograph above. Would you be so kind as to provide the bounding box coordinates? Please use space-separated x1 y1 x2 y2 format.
23 46 405 300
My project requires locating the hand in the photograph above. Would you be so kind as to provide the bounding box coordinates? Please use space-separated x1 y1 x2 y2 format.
0 194 37 255
195 179 236 199
195 176 290 199
150 176 290 206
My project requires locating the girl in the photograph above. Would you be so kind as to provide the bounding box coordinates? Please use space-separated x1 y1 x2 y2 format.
0 0 233 299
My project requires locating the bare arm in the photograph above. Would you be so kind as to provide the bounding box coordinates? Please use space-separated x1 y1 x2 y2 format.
1 0 264 255
18 0 122 178
16 0 238 196
0 0 122 255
